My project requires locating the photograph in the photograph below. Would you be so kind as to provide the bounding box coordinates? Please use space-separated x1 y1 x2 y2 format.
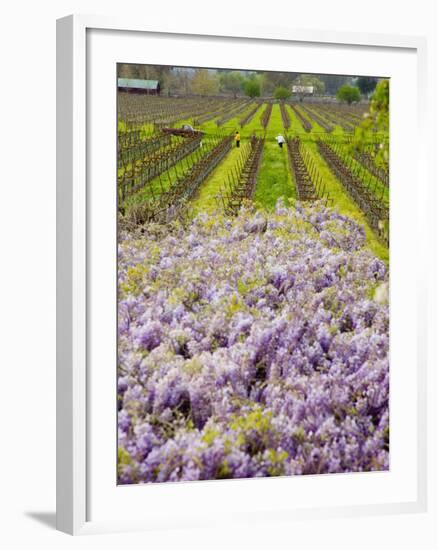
116 63 390 485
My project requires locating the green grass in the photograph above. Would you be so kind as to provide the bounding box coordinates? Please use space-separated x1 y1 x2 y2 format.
238 104 265 137
254 105 296 210
191 145 245 213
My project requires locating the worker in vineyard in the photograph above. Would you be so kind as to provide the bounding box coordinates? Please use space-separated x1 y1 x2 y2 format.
276 134 286 149
234 131 241 148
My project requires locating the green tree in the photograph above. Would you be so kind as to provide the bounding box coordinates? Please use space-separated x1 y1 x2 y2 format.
219 71 244 97
243 77 261 98
191 69 219 96
353 79 389 169
261 71 297 95
369 79 389 129
336 85 361 104
357 76 378 96
274 86 291 100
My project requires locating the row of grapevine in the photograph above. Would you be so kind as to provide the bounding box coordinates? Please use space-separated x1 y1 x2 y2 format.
317 139 388 244
280 103 291 129
219 136 264 214
121 135 233 226
300 105 334 132
118 133 203 202
286 137 330 204
290 104 312 132
260 103 273 129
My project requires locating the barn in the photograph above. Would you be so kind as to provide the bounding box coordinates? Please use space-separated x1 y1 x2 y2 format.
117 78 161 95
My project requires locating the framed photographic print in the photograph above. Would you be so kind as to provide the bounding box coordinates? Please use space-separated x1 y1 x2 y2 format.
56 15 428 535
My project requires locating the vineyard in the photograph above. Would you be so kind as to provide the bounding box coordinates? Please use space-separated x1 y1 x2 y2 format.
117 81 390 484
118 94 388 256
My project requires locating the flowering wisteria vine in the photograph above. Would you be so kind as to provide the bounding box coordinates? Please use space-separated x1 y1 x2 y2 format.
118 201 389 484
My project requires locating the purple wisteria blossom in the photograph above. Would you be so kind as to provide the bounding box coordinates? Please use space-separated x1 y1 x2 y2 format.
117 201 389 484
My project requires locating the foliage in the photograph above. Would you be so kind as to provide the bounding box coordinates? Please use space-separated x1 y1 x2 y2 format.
336 85 361 104
368 79 389 129
274 86 291 100
243 77 261 98
219 71 245 97
191 69 219 96
260 71 297 95
357 77 378 96
353 79 389 169
117 202 389 484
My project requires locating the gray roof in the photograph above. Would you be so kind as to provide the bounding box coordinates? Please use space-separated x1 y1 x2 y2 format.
118 78 160 89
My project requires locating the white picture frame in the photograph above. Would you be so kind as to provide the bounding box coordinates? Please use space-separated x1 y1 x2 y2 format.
56 14 428 535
